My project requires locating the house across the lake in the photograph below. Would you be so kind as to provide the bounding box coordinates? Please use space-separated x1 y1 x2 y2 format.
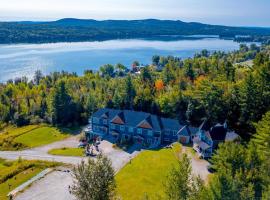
193 120 240 158
86 108 198 148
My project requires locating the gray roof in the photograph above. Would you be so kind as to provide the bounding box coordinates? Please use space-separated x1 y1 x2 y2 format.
178 126 199 137
92 108 162 132
188 126 199 136
178 126 189 136
160 117 182 131
92 108 184 132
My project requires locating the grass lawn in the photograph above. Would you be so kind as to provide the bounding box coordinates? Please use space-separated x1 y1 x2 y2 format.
48 147 84 157
0 158 60 200
0 125 70 150
116 143 181 200
14 126 68 148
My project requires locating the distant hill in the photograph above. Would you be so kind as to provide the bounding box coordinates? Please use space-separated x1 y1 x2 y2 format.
0 18 270 43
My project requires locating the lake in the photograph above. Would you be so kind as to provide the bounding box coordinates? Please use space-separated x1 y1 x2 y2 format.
0 37 242 82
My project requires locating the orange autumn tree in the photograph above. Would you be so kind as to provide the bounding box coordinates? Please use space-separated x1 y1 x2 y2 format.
155 79 165 91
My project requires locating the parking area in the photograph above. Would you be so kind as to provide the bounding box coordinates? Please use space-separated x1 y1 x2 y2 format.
11 138 140 200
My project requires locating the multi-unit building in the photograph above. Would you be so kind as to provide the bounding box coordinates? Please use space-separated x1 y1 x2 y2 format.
86 108 239 155
86 108 198 148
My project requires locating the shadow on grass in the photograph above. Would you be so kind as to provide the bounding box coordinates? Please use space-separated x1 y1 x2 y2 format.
56 126 83 136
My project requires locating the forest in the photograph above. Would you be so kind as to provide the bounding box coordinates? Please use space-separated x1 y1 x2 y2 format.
0 43 270 199
0 43 269 141
1 19 270 43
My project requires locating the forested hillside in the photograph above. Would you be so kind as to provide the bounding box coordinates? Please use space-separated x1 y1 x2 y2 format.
1 19 270 43
0 44 269 140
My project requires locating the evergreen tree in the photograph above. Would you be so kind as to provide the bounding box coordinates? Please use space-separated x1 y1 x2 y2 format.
50 81 74 125
124 75 136 109
164 154 204 200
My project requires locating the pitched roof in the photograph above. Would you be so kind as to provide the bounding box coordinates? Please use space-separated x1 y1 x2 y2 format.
137 115 153 129
92 108 186 133
198 120 228 141
101 111 109 119
92 108 162 132
225 131 240 141
198 141 211 150
160 117 182 131
178 126 189 136
209 124 227 141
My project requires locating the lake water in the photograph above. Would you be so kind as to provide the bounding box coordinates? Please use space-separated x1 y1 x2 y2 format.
0 37 242 82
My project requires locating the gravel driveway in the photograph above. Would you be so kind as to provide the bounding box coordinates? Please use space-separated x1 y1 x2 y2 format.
1 138 208 200
0 136 139 200
182 146 210 181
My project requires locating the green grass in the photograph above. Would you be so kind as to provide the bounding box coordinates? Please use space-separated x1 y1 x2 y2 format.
0 125 74 150
0 158 60 200
13 126 68 148
0 125 39 139
116 143 181 200
48 147 84 157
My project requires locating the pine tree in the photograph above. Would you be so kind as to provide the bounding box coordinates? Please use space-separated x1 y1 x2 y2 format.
124 75 136 109
50 81 73 125
164 154 204 200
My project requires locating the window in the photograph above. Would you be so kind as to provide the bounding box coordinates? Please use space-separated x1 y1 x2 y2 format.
110 124 115 129
155 132 161 137
147 130 153 136
137 128 142 134
93 117 99 124
128 127 134 133
120 125 125 131
103 119 108 125
164 130 170 136
172 130 177 136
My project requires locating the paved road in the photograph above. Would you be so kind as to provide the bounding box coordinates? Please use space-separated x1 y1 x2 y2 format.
16 169 75 200
1 138 208 200
0 136 86 165
0 136 139 200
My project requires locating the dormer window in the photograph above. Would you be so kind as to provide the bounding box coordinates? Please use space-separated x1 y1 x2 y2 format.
103 119 108 125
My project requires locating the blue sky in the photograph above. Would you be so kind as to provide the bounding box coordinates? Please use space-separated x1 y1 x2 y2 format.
0 0 269 27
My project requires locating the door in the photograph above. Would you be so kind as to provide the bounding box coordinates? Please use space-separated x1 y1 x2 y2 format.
180 136 187 144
